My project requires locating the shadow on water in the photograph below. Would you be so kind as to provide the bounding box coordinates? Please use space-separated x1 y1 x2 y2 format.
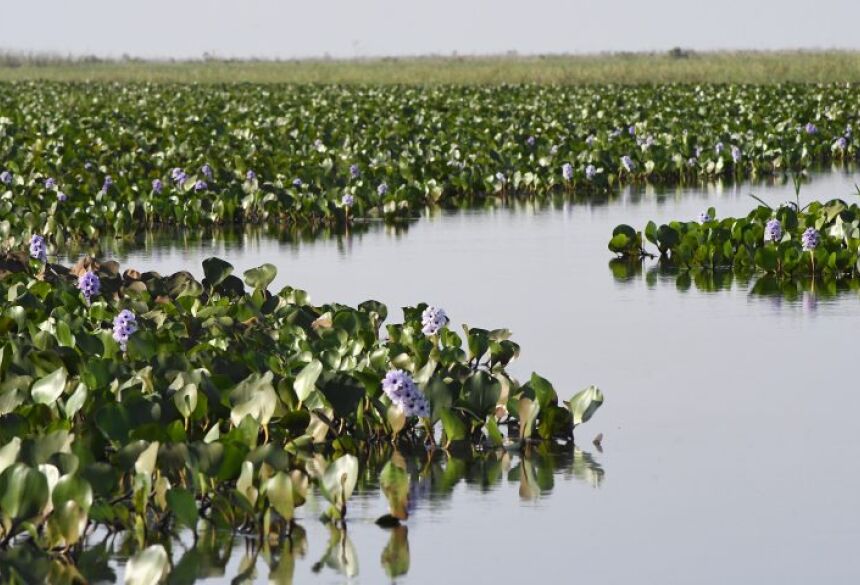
0 443 603 584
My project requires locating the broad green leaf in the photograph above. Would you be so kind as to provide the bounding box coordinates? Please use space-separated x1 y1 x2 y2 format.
31 367 67 405
566 385 604 426
124 545 169 585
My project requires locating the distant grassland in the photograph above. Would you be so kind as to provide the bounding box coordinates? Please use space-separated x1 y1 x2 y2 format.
0 51 859 84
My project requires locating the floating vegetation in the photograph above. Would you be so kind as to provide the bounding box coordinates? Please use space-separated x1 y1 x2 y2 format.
0 251 603 563
609 198 860 277
0 83 857 243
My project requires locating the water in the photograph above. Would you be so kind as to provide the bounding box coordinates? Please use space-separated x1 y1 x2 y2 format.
102 170 860 583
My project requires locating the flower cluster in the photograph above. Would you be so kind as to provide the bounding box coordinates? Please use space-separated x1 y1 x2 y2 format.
201 163 213 180
764 218 782 242
621 156 635 172
349 164 361 179
804 123 818 135
57 191 67 202
29 234 47 262
292 178 303 188
801 227 820 251
152 178 163 193
381 370 431 418
171 167 187 186
341 193 354 207
421 306 449 336
377 182 389 196
194 180 207 191
526 136 536 147
113 310 138 352
77 271 101 304
585 164 596 180
561 163 573 181
0 170 11 185
102 175 113 192
45 177 56 189
246 169 257 181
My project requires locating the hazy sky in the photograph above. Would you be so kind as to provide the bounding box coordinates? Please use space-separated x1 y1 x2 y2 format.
5 0 859 59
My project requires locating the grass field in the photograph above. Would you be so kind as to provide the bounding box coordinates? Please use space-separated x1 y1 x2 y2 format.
0 50 859 84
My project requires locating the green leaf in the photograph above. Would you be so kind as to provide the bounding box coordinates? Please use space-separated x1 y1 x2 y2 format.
566 385 604 426
0 463 49 522
293 360 322 402
439 408 467 444
31 367 67 405
229 371 277 427
320 454 358 518
379 460 409 520
264 471 294 521
243 264 277 290
202 257 234 287
124 545 169 585
166 487 198 529
517 397 540 440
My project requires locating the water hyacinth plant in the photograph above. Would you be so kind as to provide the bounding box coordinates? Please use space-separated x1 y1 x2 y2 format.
608 198 860 277
0 251 603 558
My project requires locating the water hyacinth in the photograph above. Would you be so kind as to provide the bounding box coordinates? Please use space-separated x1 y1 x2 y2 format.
628 125 636 136
421 306 449 336
292 178 303 188
715 142 724 154
112 309 138 352
585 164 596 180
77 270 101 304
56 191 67 202
201 163 213 179
804 123 818 134
341 193 354 207
171 168 187 186
801 227 820 251
0 170 10 185
102 175 113 191
731 146 742 163
246 169 256 181
45 177 56 189
621 156 635 172
152 178 163 193
835 137 848 150
194 180 207 191
764 218 782 242
561 163 574 181
526 136 536 147
586 134 595 147
349 164 361 179
699 212 711 223
381 370 431 418
29 234 47 262
377 182 389 196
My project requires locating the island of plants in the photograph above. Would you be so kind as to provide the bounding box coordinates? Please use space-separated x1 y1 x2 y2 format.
609 197 860 277
0 246 603 577
0 83 858 243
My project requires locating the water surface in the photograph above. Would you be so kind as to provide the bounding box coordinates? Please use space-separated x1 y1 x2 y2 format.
101 170 860 583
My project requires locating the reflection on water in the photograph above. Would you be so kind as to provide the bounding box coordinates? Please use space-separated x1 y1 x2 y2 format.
0 445 603 583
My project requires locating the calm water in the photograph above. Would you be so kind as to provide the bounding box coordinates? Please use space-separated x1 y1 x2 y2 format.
102 171 860 583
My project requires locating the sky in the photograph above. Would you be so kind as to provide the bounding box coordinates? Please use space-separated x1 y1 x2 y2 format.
4 0 859 59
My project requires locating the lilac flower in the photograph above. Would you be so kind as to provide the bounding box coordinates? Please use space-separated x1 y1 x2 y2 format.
764 218 782 243
29 235 47 262
585 164 596 180
292 178 303 188
628 125 636 136
171 168 187 186
57 191 67 202
377 182 389 196
246 169 256 181
621 156 635 172
112 309 138 352
801 227 820 251
731 146 742 163
586 135 595 147
846 124 853 138
152 178 163 193
45 177 56 189
804 123 818 135
715 142 724 155
835 137 848 150
381 369 431 418
201 164 213 179
421 306 449 336
77 271 100 304
561 163 574 181
349 164 361 179
194 180 207 191
102 176 113 191
342 193 354 207
526 136 536 147
0 171 10 185
699 212 711 223
84 162 94 171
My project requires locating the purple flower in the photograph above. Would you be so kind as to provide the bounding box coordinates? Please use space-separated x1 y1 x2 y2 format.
628 125 636 136
699 212 711 223
377 182 389 196
201 164 213 179
45 177 56 189
349 164 360 179
586 135 595 147
194 180 207 191
57 191 67 202
835 137 848 150
102 176 113 191
585 164 596 180
801 227 820 251
0 171 10 185
171 168 187 186
621 156 635 172
381 369 430 418
152 179 163 193
84 162 94 171
292 178 303 188
77 271 100 304
29 235 47 262
731 146 742 163
246 169 256 181
112 309 138 352
804 123 818 135
561 163 574 181
342 193 354 207
421 306 449 336
715 142 724 155
526 136 536 147
764 218 782 243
